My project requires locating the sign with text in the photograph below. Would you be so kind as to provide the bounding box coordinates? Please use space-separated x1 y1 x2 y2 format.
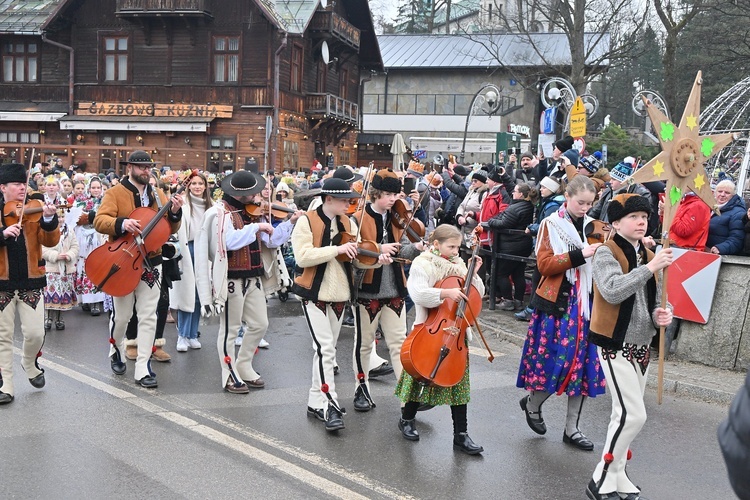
569 97 586 137
76 102 233 119
413 149 427 159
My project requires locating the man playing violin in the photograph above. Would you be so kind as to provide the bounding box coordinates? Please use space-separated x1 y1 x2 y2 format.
94 150 183 389
351 169 425 413
291 177 360 432
194 170 278 394
0 163 60 405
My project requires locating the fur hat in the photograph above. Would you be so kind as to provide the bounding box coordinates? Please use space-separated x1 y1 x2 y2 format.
609 161 634 183
0 163 27 185
371 169 402 194
607 193 652 223
554 135 575 152
562 149 580 167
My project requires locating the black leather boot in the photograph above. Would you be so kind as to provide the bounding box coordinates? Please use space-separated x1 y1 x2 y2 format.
453 432 483 455
325 404 345 432
398 418 419 441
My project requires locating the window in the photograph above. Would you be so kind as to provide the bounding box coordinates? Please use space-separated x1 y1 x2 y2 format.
2 41 38 82
207 135 236 172
339 68 348 100
316 60 327 93
283 141 299 171
339 149 350 165
0 131 39 143
103 36 129 81
213 36 240 83
100 134 126 147
290 44 303 92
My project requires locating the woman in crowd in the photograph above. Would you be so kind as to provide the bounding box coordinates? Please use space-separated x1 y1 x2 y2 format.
456 170 489 258
517 175 606 452
60 177 74 201
42 210 79 330
706 179 746 255
73 177 107 316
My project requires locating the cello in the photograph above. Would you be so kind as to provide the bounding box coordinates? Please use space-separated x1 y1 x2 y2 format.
400 228 493 388
85 170 197 297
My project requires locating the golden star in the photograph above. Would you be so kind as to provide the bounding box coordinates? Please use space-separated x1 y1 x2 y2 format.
686 115 698 131
653 160 665 176
694 173 705 190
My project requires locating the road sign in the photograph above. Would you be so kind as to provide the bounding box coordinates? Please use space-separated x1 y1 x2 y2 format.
569 96 587 137
666 248 721 324
413 149 427 159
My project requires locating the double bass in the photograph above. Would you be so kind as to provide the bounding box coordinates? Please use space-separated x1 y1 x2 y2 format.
400 228 492 388
85 171 197 297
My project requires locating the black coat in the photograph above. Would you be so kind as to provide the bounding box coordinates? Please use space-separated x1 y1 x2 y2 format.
487 199 534 255
718 370 750 500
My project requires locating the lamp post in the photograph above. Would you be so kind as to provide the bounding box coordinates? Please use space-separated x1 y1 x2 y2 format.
459 83 502 164
540 77 599 134
631 82 671 145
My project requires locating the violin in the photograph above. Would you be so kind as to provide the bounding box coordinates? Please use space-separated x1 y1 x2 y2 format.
587 219 612 244
333 231 410 266
392 198 426 244
346 180 365 216
245 201 296 219
3 200 71 225
400 227 485 387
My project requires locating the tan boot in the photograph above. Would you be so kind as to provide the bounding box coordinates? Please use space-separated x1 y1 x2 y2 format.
125 339 137 360
152 338 171 362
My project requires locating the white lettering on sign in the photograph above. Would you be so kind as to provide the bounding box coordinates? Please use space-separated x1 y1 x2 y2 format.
508 124 530 137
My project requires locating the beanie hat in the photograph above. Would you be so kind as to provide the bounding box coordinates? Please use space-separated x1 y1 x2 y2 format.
539 176 560 193
471 171 487 183
453 165 471 176
607 193 652 223
554 135 575 152
520 152 534 160
562 149 580 167
579 154 602 174
371 169 402 194
0 163 27 185
488 167 503 183
609 161 634 183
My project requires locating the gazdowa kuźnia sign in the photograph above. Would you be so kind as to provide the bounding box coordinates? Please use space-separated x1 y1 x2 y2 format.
76 102 233 118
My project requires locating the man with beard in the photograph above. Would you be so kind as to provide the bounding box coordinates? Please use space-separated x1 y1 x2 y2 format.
94 150 183 388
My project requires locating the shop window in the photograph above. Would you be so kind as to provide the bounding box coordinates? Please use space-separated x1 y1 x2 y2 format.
213 35 240 83
102 36 129 82
207 135 236 172
2 40 38 82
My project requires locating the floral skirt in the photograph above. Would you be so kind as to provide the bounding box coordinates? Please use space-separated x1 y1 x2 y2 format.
395 360 471 406
75 258 106 304
44 272 78 311
516 286 606 398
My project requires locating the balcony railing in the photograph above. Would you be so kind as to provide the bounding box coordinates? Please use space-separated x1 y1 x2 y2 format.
306 93 358 126
116 0 212 16
308 11 360 50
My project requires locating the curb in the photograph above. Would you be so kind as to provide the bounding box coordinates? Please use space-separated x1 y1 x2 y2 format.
478 318 738 406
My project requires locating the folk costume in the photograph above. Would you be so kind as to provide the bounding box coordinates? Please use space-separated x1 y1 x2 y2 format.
194 171 279 393
73 186 106 315
517 203 606 450
587 195 662 500
94 151 181 388
395 249 485 453
0 163 60 405
42 215 79 329
291 178 358 431
350 171 421 412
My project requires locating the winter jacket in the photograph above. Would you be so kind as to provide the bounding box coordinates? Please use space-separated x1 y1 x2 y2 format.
707 194 746 255
478 185 509 246
718 370 750 500
528 194 565 236
669 194 711 251
487 198 534 256
457 184 489 245
513 165 542 185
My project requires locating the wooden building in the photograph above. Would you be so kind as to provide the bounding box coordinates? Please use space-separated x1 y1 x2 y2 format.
0 0 382 173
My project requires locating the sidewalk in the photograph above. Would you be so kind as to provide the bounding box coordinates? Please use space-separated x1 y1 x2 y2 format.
477 305 747 406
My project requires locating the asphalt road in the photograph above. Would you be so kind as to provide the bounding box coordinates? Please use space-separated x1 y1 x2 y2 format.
0 296 738 500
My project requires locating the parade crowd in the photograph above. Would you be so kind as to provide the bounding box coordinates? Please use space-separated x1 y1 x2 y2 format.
0 140 748 500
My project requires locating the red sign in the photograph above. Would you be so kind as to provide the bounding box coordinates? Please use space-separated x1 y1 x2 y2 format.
666 248 721 324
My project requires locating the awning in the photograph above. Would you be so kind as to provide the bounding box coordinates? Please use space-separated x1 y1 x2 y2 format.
58 116 214 132
409 136 497 154
0 102 68 122
0 111 67 122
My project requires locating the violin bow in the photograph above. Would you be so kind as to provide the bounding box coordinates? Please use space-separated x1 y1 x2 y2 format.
351 162 374 249
464 227 494 362
398 177 430 243
17 147 36 227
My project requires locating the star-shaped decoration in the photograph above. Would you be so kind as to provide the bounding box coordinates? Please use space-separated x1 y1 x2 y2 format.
653 159 665 176
628 71 737 230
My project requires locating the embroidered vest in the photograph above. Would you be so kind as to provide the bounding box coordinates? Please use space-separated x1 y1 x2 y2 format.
223 200 263 279
352 204 407 297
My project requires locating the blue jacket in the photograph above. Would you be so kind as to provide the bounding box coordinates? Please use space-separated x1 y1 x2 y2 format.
707 194 746 255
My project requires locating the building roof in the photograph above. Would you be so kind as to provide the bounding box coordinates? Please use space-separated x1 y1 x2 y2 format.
378 33 610 69
0 0 67 34
252 0 320 35
433 0 479 26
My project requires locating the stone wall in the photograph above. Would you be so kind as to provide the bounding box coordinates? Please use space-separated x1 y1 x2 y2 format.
677 255 750 371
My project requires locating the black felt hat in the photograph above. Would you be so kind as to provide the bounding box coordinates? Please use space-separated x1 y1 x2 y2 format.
332 166 363 184
221 170 266 197
119 150 160 166
607 193 652 223
0 163 26 185
320 177 357 198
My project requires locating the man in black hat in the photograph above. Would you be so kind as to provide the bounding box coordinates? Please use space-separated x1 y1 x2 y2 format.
540 135 575 178
194 170 274 394
94 150 183 389
0 163 60 405
291 177 359 432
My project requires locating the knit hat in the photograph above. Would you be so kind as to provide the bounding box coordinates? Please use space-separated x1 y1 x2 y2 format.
371 169 402 193
453 165 471 176
562 149 580 167
609 161 634 183
607 193 652 223
579 154 602 174
0 163 27 185
471 170 487 183
554 135 575 152
488 167 503 183
520 152 534 160
539 176 560 193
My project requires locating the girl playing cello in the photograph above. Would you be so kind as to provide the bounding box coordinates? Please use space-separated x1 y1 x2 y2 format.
395 224 485 455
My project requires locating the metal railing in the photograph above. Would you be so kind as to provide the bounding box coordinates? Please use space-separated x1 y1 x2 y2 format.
363 93 516 116
309 10 360 49
116 0 211 14
305 93 358 125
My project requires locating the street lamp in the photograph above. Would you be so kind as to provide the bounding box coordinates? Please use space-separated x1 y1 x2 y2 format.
459 83 503 163
540 77 599 134
631 82 671 145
